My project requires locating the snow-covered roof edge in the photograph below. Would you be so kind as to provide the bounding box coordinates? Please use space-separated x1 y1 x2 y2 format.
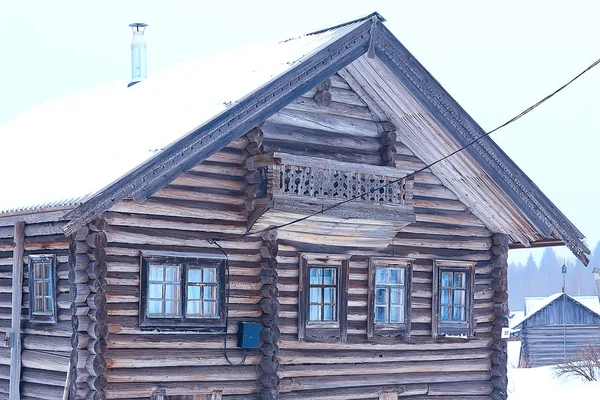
514 292 600 329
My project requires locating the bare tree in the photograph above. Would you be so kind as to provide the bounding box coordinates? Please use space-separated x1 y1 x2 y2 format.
553 343 600 381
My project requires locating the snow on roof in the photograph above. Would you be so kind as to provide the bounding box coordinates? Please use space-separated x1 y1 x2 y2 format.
524 293 563 317
509 311 526 329
515 292 600 329
0 20 363 215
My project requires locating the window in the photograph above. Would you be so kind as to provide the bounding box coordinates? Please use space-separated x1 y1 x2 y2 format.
367 258 412 339
309 267 337 322
432 260 475 338
140 252 226 331
28 255 57 324
298 254 349 341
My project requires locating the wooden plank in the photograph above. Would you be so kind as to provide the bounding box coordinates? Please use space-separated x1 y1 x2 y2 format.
9 222 24 399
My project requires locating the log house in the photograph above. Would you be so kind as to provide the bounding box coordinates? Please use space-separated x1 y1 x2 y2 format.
0 12 590 400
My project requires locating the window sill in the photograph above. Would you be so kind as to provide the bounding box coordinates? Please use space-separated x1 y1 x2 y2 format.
373 325 407 338
140 318 226 332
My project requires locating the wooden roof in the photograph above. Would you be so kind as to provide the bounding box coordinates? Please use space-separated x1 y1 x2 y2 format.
0 12 589 263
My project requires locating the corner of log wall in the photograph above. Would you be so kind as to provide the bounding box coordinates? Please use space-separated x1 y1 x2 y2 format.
490 233 509 400
258 229 280 400
68 218 108 400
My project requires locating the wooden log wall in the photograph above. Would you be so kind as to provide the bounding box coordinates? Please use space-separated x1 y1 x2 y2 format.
0 219 72 399
101 136 263 399
520 325 600 367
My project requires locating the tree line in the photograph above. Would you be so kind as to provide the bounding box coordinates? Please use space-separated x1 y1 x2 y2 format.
508 241 600 312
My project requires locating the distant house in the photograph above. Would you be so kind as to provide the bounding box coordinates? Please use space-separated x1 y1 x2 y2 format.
0 11 590 400
514 293 600 367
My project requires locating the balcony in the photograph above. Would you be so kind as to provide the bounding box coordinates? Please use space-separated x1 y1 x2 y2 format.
247 153 415 248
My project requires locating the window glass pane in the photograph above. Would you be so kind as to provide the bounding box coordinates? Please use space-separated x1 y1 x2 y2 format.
164 300 175 315
148 300 162 314
390 305 403 323
165 266 179 282
45 297 53 313
310 288 321 303
441 289 451 305
389 268 399 284
188 269 201 283
454 306 466 321
454 290 466 306
203 268 217 283
310 268 322 285
398 267 405 285
149 265 163 281
203 286 217 300
188 286 200 300
33 263 44 279
375 268 386 284
323 305 333 321
390 288 402 305
324 287 334 304
45 281 52 296
323 269 335 285
149 284 162 299
309 305 321 321
375 306 386 323
165 285 176 300
440 305 451 321
375 288 386 304
33 282 42 297
454 272 466 288
45 263 52 279
203 301 217 316
441 272 452 287
188 300 200 315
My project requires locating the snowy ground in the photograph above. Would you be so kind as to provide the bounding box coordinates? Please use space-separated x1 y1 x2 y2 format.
507 341 600 399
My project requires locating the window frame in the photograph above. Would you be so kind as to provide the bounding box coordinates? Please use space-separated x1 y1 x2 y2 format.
139 252 227 332
298 253 349 341
367 258 413 340
432 260 476 338
28 254 57 324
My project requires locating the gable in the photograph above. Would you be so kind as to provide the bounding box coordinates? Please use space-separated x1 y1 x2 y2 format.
522 294 600 327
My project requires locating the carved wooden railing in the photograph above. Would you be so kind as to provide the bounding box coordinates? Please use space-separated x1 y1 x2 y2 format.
271 163 412 206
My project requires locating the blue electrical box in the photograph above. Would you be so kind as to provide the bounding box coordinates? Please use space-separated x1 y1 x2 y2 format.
237 322 261 349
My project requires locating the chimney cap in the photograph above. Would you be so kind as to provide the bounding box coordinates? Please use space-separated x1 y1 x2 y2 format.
129 23 148 32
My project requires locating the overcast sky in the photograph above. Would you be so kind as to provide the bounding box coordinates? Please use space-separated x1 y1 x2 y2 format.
1 0 598 264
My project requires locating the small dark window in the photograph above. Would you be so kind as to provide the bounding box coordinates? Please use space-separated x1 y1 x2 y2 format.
367 258 412 340
432 261 475 338
140 254 226 331
309 267 338 322
28 255 57 324
298 254 349 341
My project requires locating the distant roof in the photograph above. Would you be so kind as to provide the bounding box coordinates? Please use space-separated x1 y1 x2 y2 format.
0 17 366 214
515 292 600 329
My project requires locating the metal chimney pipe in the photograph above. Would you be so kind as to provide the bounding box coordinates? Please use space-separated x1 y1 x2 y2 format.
128 23 148 87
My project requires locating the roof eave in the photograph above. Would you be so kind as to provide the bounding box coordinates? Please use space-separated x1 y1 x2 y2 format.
371 23 589 265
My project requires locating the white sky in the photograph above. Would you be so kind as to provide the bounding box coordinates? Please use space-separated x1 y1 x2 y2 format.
0 0 598 264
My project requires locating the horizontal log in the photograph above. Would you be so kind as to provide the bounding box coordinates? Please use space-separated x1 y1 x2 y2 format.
21 350 69 373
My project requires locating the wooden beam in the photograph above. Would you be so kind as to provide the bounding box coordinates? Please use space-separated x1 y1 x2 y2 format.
9 221 25 399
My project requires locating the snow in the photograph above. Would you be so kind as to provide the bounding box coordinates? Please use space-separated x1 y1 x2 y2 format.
0 21 362 214
516 293 600 330
524 293 563 317
507 341 600 399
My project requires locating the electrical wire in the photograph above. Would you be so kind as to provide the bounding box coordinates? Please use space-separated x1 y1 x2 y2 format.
236 54 600 238
207 238 248 366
